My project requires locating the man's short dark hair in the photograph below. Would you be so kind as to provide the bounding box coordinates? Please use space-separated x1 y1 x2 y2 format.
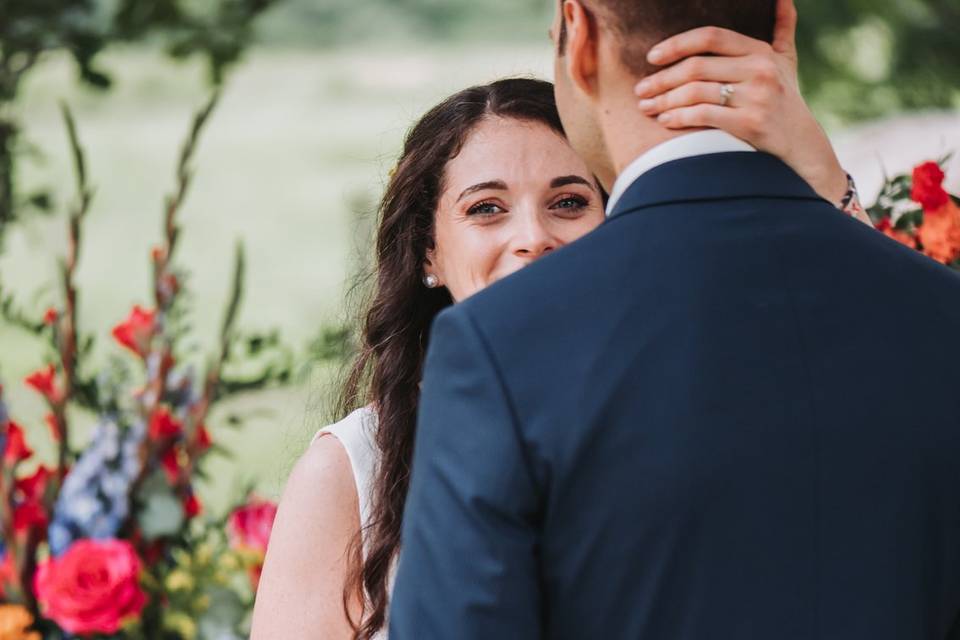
558 0 776 76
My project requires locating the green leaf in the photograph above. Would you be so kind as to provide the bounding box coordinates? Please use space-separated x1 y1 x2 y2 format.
138 474 186 540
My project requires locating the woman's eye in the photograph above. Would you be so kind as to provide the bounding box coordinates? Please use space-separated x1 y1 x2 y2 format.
467 201 504 216
552 195 589 212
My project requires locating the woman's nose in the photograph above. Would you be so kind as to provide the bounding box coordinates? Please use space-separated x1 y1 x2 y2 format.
513 214 556 258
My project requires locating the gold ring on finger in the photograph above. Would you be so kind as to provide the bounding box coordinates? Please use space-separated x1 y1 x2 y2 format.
719 83 735 107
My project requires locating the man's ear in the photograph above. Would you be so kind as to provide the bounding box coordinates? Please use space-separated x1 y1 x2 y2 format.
563 0 600 98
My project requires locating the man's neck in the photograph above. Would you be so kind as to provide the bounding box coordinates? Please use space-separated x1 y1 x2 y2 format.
597 82 692 184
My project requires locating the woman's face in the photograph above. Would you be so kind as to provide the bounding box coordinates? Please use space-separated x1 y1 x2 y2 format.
428 116 605 302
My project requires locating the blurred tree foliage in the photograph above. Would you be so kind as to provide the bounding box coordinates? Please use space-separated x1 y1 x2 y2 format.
794 0 960 121
261 0 959 122
0 0 277 243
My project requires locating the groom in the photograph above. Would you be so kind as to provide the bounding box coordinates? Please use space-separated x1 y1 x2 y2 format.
390 0 960 638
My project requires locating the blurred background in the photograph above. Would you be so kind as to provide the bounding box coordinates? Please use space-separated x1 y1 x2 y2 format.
1 0 958 513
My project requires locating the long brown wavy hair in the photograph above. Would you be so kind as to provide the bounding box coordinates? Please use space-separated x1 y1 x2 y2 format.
335 77 566 639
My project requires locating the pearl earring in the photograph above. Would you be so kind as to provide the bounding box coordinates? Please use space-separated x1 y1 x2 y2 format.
423 274 440 288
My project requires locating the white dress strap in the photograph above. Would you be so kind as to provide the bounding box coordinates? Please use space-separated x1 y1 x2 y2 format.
311 407 379 538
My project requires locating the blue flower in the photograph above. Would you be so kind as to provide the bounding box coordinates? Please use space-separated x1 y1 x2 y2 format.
48 415 145 556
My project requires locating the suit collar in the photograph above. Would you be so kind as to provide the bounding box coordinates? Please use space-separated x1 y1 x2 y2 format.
605 131 755 216
607 151 826 220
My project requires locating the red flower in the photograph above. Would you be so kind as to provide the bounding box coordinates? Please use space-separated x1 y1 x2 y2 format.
15 466 52 503
43 308 59 326
44 413 62 443
13 500 47 534
911 161 950 212
183 493 202 519
0 552 15 599
34 539 147 636
2 422 33 466
111 306 156 358
148 407 183 441
24 364 63 404
227 498 278 555
195 424 213 453
160 446 182 485
12 466 53 539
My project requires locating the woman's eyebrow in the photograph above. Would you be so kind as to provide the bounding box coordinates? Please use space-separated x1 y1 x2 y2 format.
457 180 508 203
551 175 595 190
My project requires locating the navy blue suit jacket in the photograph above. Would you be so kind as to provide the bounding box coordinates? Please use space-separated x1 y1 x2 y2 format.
389 152 960 639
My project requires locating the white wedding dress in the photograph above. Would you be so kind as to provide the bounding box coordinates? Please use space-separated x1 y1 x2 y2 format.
311 406 392 639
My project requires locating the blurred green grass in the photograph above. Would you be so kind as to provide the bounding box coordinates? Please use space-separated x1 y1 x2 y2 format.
0 44 552 512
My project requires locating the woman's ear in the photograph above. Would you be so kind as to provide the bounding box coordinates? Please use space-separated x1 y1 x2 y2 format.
563 0 601 98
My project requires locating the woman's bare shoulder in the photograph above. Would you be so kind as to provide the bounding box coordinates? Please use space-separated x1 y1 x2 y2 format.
250 430 361 638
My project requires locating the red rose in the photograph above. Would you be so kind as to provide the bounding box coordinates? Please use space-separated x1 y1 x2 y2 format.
228 498 278 554
111 306 157 358
24 364 63 405
148 407 183 441
43 308 59 326
34 539 147 636
911 161 950 212
2 422 33 466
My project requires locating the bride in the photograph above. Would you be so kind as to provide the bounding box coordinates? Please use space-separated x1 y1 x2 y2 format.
251 3 871 638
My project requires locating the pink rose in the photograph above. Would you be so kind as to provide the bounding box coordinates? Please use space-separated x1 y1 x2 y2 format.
34 539 147 635
227 498 278 553
228 498 278 591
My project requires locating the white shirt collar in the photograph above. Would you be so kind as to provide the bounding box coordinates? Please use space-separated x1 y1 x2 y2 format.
605 130 756 216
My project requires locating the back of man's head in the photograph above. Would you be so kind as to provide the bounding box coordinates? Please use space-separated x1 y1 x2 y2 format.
566 0 777 77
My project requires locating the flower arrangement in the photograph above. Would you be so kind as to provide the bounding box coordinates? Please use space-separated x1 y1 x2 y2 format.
0 98 291 638
868 157 960 268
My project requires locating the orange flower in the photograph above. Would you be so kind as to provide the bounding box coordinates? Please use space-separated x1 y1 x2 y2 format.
917 199 960 264
0 604 41 640
877 218 918 249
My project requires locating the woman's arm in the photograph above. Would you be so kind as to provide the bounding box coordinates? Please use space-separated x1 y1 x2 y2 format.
636 0 872 226
250 435 363 639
